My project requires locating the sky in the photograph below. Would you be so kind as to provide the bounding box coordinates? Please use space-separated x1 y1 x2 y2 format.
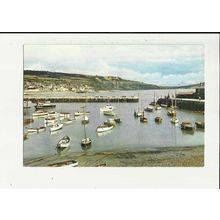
24 44 204 86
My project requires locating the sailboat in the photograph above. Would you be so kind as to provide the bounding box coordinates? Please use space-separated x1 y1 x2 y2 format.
81 124 92 147
134 91 142 117
140 111 148 123
167 93 177 117
81 94 89 124
150 91 157 106
57 135 71 148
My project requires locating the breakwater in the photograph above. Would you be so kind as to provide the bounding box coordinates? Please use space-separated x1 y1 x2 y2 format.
24 95 139 103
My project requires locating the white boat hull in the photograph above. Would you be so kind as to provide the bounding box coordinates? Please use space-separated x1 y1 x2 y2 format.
50 124 63 132
96 125 113 133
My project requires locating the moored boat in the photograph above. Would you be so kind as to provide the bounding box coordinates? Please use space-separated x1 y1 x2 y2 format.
155 105 161 110
181 121 194 131
50 123 63 132
171 118 179 124
195 121 205 129
96 124 114 133
44 116 57 124
27 128 38 134
48 111 59 117
60 112 70 118
140 116 148 123
155 116 162 123
145 106 154 112
167 109 177 116
81 138 92 147
103 110 115 116
32 110 48 117
134 110 142 117
100 104 115 112
82 115 89 124
35 101 56 110
57 135 71 148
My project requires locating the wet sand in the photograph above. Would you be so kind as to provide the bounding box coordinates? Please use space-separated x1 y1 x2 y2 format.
24 145 204 167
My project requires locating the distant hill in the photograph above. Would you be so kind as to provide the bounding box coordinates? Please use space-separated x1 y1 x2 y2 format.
24 70 162 91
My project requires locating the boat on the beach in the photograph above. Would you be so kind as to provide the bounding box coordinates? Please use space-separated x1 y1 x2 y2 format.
35 101 56 110
50 123 63 132
57 135 71 148
96 124 114 133
100 104 115 112
171 118 179 124
48 160 78 167
181 121 194 131
155 116 162 123
32 110 48 117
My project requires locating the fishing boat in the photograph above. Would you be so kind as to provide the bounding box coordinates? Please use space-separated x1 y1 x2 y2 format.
61 117 74 125
181 121 194 131
155 116 162 123
104 118 116 126
155 105 161 110
35 101 56 110
195 121 205 129
50 123 63 132
48 160 78 167
103 110 115 116
100 104 115 112
114 117 121 123
170 118 179 124
60 112 70 118
96 124 114 133
57 135 71 148
144 106 154 112
37 126 46 132
32 110 48 117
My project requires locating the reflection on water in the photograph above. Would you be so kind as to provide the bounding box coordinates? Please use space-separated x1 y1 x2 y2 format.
24 90 204 160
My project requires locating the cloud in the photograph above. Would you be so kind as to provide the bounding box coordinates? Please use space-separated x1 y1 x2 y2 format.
24 44 204 86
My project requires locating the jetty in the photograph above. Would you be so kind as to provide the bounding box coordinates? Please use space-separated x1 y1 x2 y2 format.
24 95 139 103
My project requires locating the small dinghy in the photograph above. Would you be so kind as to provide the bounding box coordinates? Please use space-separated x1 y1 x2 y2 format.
155 116 162 123
171 118 179 124
50 123 63 132
155 105 161 110
81 137 92 147
49 160 78 167
145 106 154 112
57 135 70 148
181 121 194 131
96 124 114 133
82 115 89 124
195 121 205 129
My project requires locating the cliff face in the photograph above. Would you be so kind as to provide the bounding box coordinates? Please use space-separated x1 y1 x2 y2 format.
24 70 161 92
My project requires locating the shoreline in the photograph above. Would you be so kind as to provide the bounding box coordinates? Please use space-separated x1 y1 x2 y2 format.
24 145 204 167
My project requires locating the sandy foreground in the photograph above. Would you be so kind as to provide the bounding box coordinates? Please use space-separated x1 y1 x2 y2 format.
24 145 204 167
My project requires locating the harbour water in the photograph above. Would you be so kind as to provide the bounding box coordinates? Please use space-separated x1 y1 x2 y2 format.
23 90 204 160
